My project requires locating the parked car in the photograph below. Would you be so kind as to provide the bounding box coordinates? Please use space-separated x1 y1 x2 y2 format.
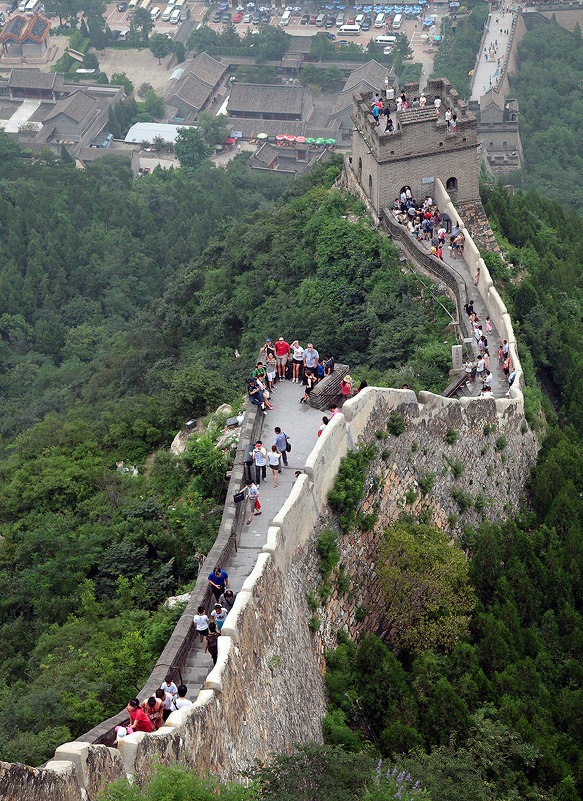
317 29 335 39
300 12 309 22
233 12 242 21
212 11 221 21
222 12 231 21
361 16 371 29
6 0 18 12
116 1 127 10
325 14 334 27
259 13 269 23
308 13 316 23
346 16 354 24
243 11 251 20
252 13 260 22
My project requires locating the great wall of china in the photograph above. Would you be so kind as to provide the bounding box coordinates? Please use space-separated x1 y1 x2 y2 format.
0 83 541 801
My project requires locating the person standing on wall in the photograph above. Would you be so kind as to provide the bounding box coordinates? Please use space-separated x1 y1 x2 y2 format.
205 622 220 665
274 427 288 472
252 440 267 485
245 480 260 525
208 566 229 602
274 336 290 381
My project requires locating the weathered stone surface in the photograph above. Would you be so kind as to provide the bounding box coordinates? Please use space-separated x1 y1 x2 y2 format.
0 760 83 801
53 742 124 799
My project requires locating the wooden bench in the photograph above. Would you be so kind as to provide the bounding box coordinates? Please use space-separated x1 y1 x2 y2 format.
308 363 350 410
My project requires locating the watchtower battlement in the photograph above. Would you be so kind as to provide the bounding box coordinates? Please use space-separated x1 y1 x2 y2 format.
351 78 480 213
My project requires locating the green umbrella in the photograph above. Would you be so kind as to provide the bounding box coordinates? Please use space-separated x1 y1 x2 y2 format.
305 137 315 143
315 138 326 144
326 138 336 144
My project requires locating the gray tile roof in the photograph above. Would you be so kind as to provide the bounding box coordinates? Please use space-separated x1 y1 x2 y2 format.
286 35 312 54
342 60 394 95
227 83 308 116
167 74 213 113
8 69 64 91
45 91 95 123
182 52 226 87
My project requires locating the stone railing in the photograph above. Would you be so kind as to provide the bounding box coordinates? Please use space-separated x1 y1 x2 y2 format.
0 374 535 799
432 177 524 396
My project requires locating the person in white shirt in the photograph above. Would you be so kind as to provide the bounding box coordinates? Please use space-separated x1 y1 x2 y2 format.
160 675 177 699
290 340 304 383
252 440 267 484
156 688 173 722
211 603 228 631
193 605 209 642
268 445 281 487
171 685 192 711
434 96 441 114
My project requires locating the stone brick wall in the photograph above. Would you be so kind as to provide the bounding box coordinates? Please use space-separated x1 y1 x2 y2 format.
315 389 538 652
351 84 481 211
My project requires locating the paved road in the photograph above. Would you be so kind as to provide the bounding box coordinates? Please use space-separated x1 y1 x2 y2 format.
470 10 515 100
182 379 322 691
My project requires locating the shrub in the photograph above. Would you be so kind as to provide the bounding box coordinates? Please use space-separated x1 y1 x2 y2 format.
483 422 496 436
381 448 391 462
495 435 507 452
404 487 418 505
387 412 406 436
418 472 435 496
445 427 458 445
474 493 487 511
451 486 472 512
316 526 340 582
306 591 319 612
451 459 464 479
355 605 368 622
411 440 419 452
375 428 389 440
328 443 377 530
337 563 351 594
309 614 321 632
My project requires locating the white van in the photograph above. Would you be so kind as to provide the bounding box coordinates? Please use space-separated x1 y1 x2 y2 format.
150 5 160 19
280 8 291 25
355 13 363 26
170 6 180 22
315 11 325 26
374 12 385 27
162 5 172 19
18 0 26 10
375 34 397 44
335 12 344 25
392 12 402 28
339 23 360 35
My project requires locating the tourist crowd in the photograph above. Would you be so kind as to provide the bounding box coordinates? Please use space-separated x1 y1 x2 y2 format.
391 188 466 260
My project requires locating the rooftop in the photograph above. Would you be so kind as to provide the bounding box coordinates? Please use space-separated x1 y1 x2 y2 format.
45 91 95 123
125 121 186 143
0 13 50 44
8 69 64 91
228 83 308 116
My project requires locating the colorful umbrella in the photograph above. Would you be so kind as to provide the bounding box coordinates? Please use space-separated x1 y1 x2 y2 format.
295 136 306 143
305 137 315 143
326 138 336 144
276 134 286 140
286 134 296 141
315 138 326 144
257 132 268 139
224 138 236 144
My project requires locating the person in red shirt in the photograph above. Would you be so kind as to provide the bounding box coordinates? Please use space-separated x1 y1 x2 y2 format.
127 698 153 733
274 336 290 381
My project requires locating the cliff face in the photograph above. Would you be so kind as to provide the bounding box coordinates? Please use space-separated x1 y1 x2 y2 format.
315 390 538 651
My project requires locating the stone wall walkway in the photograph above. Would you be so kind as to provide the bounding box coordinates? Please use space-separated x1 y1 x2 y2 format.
416 232 508 398
183 379 322 690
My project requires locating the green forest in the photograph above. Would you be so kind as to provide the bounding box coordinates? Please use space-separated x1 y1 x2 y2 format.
312 184 583 801
507 19 583 209
0 139 456 767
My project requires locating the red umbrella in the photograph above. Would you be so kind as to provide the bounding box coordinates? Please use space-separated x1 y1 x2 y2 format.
285 135 296 142
295 136 306 143
276 134 286 140
224 137 236 144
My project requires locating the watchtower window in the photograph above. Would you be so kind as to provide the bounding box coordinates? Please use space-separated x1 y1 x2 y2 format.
368 174 373 196
446 176 458 193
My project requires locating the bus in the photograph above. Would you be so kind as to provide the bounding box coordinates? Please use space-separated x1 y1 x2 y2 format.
128 0 139 10
280 9 291 25
338 23 359 35
140 0 151 11
392 12 402 28
24 0 39 16
374 12 385 27
150 5 160 20
174 0 185 10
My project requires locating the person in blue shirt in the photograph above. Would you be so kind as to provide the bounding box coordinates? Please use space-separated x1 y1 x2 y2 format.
208 567 229 602
315 358 325 381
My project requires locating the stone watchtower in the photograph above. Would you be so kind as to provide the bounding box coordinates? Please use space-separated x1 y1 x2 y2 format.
351 78 480 214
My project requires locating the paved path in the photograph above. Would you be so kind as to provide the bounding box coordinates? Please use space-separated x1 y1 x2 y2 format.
183 379 322 690
470 10 515 100
416 235 508 398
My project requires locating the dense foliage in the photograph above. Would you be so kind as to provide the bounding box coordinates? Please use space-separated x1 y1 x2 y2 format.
432 3 488 99
319 184 583 799
507 20 583 209
0 141 456 767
